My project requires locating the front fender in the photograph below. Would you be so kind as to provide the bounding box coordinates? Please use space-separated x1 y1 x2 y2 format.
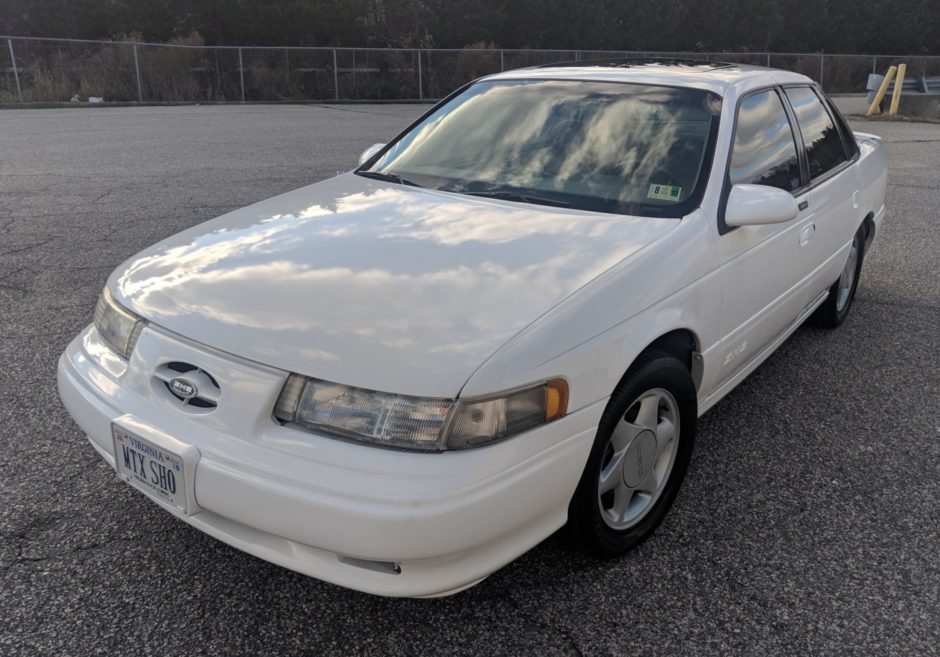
460 211 723 413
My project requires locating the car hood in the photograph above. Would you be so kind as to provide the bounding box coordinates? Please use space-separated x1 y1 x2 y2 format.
111 173 677 397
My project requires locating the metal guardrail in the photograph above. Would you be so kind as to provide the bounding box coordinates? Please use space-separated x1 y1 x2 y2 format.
2 35 939 104
889 75 940 93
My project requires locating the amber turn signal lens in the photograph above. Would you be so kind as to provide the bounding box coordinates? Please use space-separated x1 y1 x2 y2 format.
545 379 569 421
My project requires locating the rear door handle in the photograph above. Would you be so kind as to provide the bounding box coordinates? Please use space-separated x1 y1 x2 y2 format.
800 222 815 246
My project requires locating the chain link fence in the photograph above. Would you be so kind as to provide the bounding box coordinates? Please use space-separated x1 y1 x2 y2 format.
3 36 940 104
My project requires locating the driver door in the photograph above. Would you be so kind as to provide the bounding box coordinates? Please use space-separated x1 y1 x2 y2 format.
716 87 816 383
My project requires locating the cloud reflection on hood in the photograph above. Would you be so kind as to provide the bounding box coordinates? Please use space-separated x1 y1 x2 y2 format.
113 174 677 396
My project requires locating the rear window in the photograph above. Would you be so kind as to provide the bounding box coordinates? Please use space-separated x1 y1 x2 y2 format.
360 79 722 218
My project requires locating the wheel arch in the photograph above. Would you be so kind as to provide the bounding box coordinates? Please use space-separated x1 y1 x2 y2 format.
619 328 703 393
861 211 876 253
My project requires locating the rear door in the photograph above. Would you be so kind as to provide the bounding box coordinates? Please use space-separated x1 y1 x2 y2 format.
782 85 860 298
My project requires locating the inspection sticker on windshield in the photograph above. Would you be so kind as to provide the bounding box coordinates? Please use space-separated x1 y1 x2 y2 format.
648 184 682 201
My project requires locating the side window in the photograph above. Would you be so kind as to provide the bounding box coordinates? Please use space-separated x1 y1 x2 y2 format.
819 88 860 159
730 90 801 192
785 86 849 179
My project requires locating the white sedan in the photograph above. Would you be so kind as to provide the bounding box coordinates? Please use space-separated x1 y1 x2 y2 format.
58 60 887 597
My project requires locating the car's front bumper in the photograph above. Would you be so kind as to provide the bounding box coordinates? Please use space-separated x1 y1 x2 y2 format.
57 324 603 597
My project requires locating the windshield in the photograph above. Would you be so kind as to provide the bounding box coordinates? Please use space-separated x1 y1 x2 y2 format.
359 79 722 217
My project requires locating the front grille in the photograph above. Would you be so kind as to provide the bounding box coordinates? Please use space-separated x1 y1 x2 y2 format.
153 361 221 413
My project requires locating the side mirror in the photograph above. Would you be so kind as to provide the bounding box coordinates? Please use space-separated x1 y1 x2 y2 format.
358 143 386 166
725 184 799 227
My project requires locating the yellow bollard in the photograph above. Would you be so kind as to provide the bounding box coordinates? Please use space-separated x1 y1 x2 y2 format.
888 63 907 116
866 65 897 116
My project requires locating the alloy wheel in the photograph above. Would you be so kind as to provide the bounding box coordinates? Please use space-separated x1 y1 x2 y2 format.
836 240 859 312
597 388 680 530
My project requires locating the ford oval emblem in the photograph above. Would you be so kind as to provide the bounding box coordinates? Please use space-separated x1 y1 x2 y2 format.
169 377 198 400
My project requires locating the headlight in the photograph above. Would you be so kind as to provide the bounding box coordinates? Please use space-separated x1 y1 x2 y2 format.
274 375 568 451
94 289 145 359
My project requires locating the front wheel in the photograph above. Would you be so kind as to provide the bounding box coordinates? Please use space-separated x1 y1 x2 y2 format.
810 228 865 328
568 351 697 558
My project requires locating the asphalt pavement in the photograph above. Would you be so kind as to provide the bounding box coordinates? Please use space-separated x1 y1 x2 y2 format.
0 105 938 656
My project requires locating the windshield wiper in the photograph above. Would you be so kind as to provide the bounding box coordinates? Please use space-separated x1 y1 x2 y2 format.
463 190 571 209
355 170 420 187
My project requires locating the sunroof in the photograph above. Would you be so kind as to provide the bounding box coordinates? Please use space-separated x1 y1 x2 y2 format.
538 57 738 71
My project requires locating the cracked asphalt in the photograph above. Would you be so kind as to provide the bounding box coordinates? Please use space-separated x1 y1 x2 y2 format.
1 105 938 656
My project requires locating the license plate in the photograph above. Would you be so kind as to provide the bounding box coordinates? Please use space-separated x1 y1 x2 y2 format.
112 424 190 514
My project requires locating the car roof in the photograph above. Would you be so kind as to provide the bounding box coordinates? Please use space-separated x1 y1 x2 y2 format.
483 58 813 95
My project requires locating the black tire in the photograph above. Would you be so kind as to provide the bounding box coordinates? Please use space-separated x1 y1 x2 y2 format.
568 350 697 558
810 228 865 328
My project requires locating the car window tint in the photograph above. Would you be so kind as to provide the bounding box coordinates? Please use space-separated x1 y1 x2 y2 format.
785 86 848 180
730 90 801 192
819 89 859 159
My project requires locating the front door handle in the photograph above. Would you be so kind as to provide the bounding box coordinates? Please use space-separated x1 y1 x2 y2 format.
800 222 816 247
